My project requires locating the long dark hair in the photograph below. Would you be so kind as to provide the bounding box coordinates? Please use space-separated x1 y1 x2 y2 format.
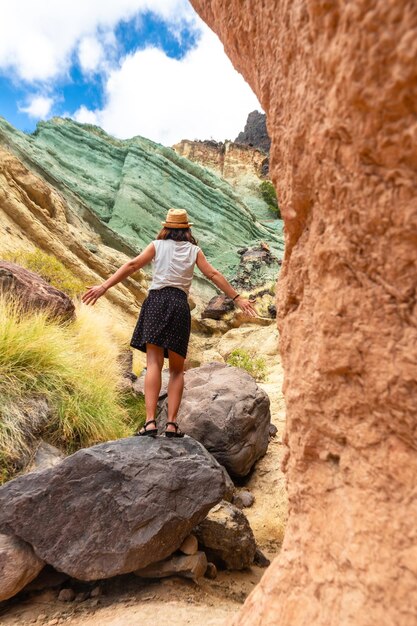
156 227 198 245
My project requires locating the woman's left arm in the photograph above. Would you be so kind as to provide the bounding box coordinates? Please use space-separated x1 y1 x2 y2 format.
81 243 155 306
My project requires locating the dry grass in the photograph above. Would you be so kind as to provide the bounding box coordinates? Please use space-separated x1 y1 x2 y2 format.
0 295 145 482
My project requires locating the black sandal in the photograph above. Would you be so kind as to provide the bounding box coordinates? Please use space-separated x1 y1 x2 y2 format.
165 421 184 438
135 419 158 437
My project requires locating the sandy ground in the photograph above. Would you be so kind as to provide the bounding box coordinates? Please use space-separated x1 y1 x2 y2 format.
0 326 287 626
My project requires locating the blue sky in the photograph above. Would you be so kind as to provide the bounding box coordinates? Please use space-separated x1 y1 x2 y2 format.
0 1 260 144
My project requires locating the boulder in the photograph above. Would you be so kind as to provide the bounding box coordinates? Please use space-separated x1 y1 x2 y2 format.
26 441 64 473
135 551 207 581
0 533 44 601
0 261 75 321
202 295 234 320
157 362 270 477
132 368 170 400
194 501 256 570
0 437 230 581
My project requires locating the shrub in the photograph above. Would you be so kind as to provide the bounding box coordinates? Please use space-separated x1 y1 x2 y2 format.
0 296 143 483
259 180 281 218
2 248 84 298
226 348 267 381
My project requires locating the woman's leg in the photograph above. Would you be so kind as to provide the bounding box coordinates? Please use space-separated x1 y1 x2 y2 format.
166 350 185 432
144 343 164 429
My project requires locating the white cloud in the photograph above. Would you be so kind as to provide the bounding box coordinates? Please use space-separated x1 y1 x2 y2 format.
74 28 260 145
77 37 105 73
0 0 195 81
74 105 100 125
19 95 54 119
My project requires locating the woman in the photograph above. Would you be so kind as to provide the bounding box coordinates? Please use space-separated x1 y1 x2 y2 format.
81 208 257 438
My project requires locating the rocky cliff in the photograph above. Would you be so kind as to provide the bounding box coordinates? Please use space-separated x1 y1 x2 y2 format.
173 139 272 221
0 146 145 322
0 117 283 281
235 111 270 154
190 1 417 625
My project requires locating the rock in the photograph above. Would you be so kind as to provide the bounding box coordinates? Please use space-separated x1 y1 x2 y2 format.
0 437 230 581
0 533 44 601
26 441 64 473
204 562 218 579
0 117 282 280
201 295 234 320
172 139 273 224
194 501 256 570
190 1 417 624
90 585 101 598
0 145 147 319
132 368 170 399
267 304 277 318
135 552 207 581
117 349 134 379
235 111 271 154
232 491 255 509
158 362 270 477
179 534 198 556
217 324 279 360
58 588 75 602
0 261 75 321
234 243 279 291
268 423 278 438
0 397 53 474
253 548 270 568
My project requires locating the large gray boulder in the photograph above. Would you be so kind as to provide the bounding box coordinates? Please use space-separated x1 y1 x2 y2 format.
0 533 44 601
0 437 229 581
157 362 271 477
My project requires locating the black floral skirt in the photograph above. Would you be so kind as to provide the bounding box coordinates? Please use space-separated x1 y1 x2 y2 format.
130 287 191 359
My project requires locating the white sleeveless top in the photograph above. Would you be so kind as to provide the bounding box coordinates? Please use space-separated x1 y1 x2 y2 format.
149 239 201 295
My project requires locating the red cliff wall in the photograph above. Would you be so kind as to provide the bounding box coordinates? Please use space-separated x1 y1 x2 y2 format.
190 2 417 624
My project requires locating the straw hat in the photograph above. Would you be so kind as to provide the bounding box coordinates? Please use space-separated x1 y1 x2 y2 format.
162 208 193 229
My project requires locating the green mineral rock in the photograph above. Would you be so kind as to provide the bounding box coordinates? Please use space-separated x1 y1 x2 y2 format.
0 116 283 278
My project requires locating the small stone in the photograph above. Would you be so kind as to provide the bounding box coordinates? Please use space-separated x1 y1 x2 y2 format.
204 562 218 579
89 598 100 607
58 588 75 602
194 500 256 570
232 490 255 509
90 585 101 598
253 547 270 568
37 614 47 623
47 620 59 626
179 534 198 555
74 591 89 602
135 552 207 581
269 424 278 437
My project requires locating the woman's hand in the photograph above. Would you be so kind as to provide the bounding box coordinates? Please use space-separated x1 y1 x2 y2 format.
234 296 257 317
81 284 107 306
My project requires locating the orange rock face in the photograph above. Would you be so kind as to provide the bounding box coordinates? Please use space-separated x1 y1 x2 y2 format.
190 1 417 624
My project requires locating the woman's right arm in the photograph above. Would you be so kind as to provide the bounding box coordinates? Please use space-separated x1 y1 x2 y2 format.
196 250 257 317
